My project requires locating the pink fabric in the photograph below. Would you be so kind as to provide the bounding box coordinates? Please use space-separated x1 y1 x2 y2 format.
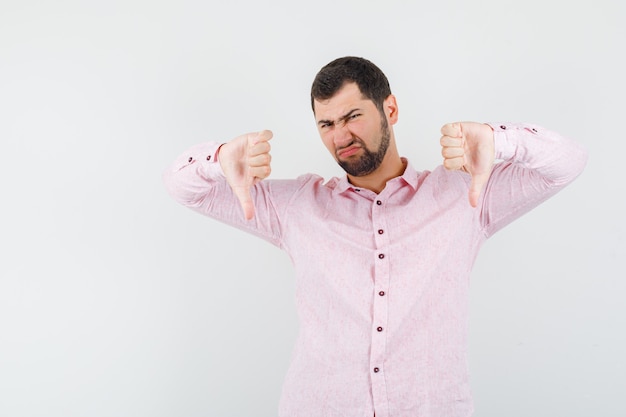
163 123 587 417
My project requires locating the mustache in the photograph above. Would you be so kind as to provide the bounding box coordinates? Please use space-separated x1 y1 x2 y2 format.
336 138 365 153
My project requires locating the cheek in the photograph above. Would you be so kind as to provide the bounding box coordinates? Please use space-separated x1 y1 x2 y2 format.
351 121 372 139
320 134 336 155
325 141 334 152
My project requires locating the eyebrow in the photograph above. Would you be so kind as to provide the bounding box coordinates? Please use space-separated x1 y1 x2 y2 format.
317 108 361 127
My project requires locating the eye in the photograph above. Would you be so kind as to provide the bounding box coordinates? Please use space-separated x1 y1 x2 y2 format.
349 113 361 120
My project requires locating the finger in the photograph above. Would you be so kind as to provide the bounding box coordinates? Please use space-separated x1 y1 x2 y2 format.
251 129 273 145
440 123 463 138
443 156 465 170
441 146 464 159
440 136 463 147
248 152 271 167
468 172 490 208
232 185 255 220
248 140 271 157
249 164 271 180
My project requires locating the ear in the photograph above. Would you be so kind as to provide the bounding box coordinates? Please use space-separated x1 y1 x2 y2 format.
384 94 399 125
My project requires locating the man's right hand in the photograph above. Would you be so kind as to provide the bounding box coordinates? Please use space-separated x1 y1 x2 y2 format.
218 130 273 220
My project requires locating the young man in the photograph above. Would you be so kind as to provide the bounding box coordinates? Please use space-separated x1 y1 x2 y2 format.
163 56 587 417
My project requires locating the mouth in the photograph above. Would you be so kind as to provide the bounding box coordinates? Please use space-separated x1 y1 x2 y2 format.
337 144 362 159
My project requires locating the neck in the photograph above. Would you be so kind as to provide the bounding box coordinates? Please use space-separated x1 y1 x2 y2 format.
347 144 405 194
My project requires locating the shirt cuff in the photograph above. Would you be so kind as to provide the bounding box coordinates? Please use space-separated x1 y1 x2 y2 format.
487 122 542 161
169 142 225 177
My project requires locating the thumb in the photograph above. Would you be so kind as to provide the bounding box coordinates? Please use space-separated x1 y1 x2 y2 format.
232 184 255 220
233 131 262 220
468 172 489 208
232 131 262 220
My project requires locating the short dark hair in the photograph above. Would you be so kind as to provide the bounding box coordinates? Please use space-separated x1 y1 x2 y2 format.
310 56 392 114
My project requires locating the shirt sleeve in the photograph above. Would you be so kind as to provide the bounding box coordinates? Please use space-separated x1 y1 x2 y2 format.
478 123 588 237
161 142 306 248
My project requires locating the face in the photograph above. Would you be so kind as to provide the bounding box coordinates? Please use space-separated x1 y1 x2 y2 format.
314 83 392 177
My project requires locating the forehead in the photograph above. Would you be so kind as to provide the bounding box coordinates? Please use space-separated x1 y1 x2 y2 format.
313 82 374 120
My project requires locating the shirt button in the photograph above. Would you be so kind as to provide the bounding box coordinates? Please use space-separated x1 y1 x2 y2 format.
378 253 385 259
206 155 212 161
376 200 382 205
377 326 383 332
500 125 507 130
374 367 380 373
188 157 193 162
379 291 385 296
378 229 384 234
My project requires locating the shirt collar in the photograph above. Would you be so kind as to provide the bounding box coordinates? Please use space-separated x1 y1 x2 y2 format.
332 157 420 195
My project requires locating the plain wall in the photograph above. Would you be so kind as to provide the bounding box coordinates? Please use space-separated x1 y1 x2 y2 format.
1 0 624 416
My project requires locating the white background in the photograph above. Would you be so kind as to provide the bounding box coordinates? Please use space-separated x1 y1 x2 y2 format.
1 0 624 416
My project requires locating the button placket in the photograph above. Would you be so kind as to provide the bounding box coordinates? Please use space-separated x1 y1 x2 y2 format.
370 196 390 412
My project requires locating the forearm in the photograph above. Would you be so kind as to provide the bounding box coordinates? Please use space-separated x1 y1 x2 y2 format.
479 123 588 236
488 123 588 187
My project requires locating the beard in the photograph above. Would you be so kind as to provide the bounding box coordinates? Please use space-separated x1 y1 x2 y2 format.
337 117 391 177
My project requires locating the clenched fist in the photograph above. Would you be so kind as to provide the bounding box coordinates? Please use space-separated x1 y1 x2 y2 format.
218 130 273 220
440 122 495 207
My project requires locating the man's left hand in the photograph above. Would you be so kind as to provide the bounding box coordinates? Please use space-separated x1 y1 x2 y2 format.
440 122 495 207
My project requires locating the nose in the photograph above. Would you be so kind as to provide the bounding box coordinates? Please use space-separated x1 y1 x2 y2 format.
333 122 353 148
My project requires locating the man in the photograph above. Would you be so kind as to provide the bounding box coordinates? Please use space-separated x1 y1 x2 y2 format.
163 56 587 417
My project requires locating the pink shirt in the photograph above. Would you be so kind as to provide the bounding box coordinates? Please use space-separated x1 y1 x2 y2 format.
163 123 587 417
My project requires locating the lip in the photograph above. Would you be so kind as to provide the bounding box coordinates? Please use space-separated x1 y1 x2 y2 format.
337 145 362 158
